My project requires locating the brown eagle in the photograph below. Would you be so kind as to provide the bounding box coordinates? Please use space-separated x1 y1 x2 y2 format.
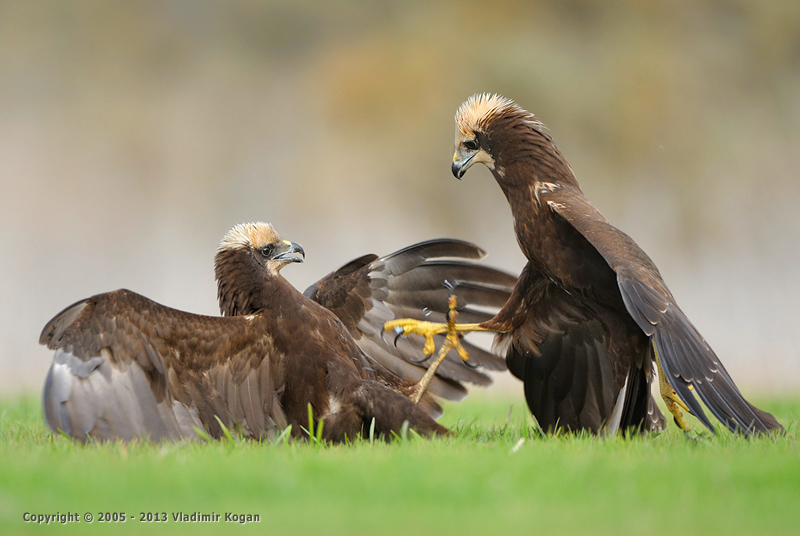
389 94 782 436
40 222 514 442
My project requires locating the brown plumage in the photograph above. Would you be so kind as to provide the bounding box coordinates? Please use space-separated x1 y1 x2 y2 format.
451 93 782 435
302 239 514 405
40 222 514 442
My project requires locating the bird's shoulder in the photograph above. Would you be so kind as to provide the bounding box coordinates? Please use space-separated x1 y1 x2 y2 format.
536 182 665 281
303 254 377 334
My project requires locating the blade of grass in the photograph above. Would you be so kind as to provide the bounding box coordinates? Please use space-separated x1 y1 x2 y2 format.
315 417 325 444
192 425 212 442
274 425 292 446
213 416 234 444
307 403 315 440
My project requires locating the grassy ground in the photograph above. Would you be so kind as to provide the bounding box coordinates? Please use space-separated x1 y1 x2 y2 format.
1 394 798 536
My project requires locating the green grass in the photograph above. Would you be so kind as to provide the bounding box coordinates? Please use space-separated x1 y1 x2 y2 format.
1 395 799 535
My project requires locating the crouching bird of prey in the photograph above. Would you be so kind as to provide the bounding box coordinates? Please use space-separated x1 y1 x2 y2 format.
41 222 514 442
387 93 783 436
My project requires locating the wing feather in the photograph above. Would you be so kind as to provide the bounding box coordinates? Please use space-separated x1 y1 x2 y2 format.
542 184 782 434
40 289 286 442
304 240 516 399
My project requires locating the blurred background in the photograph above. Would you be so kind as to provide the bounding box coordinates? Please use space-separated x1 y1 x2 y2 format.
2 0 798 396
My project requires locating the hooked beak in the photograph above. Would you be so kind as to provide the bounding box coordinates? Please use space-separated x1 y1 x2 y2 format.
276 240 305 263
451 149 475 180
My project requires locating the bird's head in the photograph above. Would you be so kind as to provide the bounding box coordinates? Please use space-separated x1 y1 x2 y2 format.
215 222 305 316
452 93 558 185
217 222 305 277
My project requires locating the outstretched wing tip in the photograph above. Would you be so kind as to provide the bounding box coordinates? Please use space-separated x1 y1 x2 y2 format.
654 324 782 436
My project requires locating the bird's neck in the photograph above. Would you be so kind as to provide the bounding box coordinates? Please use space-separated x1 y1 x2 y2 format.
491 157 580 264
217 260 297 317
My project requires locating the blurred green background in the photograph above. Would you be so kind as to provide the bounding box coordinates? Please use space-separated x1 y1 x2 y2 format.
2 0 798 395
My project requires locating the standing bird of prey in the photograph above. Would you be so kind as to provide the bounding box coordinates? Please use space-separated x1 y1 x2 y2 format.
41 222 513 443
388 94 782 435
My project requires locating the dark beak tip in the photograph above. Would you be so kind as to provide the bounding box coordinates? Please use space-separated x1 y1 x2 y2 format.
451 162 463 180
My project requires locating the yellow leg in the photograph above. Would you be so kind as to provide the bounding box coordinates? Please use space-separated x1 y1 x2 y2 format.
385 294 494 402
654 341 694 432
410 338 453 404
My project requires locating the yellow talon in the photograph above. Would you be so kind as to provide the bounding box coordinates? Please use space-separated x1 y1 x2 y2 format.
384 293 493 403
654 342 693 432
383 318 447 356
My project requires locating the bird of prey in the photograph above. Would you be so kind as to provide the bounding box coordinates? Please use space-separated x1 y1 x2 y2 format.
388 94 782 436
41 222 514 442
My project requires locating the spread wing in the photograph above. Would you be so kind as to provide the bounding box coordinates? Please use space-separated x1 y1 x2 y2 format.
40 289 287 442
304 239 516 401
540 184 782 434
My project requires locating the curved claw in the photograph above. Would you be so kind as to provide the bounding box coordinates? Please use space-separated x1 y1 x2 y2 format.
461 357 479 369
392 327 405 348
408 352 431 364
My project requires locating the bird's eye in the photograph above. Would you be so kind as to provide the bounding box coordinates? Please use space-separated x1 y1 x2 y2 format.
260 245 273 257
463 139 479 151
